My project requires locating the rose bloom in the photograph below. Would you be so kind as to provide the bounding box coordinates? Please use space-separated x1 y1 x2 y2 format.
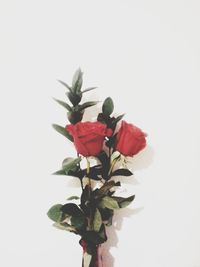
115 121 147 156
66 121 112 157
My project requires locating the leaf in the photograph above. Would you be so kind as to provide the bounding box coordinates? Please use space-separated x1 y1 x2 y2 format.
99 208 114 226
62 157 82 174
112 114 125 126
97 180 116 196
57 79 72 91
61 203 85 230
47 204 63 222
82 231 106 245
52 124 74 142
112 169 133 177
93 209 102 232
98 224 107 242
112 195 135 208
67 196 80 200
52 169 66 175
78 101 99 111
82 87 97 93
99 196 119 209
97 151 109 179
53 222 77 233
102 97 114 116
53 98 72 111
72 68 83 93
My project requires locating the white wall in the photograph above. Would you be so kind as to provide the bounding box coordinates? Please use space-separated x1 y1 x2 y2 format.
0 1 200 267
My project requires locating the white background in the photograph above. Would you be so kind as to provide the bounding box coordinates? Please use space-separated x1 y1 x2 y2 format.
0 1 200 267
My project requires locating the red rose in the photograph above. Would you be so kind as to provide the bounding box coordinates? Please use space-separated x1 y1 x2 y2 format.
66 121 112 157
115 121 147 156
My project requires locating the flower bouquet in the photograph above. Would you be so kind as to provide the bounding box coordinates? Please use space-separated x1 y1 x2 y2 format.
47 69 147 267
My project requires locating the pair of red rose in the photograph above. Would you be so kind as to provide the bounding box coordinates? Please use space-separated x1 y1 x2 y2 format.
66 120 147 157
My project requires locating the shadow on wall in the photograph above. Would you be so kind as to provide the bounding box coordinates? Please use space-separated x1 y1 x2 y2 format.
102 145 154 267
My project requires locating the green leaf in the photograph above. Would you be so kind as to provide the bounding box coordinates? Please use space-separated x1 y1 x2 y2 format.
82 230 106 245
47 204 63 222
61 203 85 230
67 196 80 200
52 169 66 175
99 208 114 226
66 91 82 106
112 169 133 177
112 195 135 208
72 68 83 93
52 124 74 142
98 224 107 242
57 80 72 91
78 101 99 111
53 222 77 233
112 114 125 126
82 87 97 93
99 196 119 209
53 98 72 111
93 209 102 232
102 97 114 116
62 157 81 174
